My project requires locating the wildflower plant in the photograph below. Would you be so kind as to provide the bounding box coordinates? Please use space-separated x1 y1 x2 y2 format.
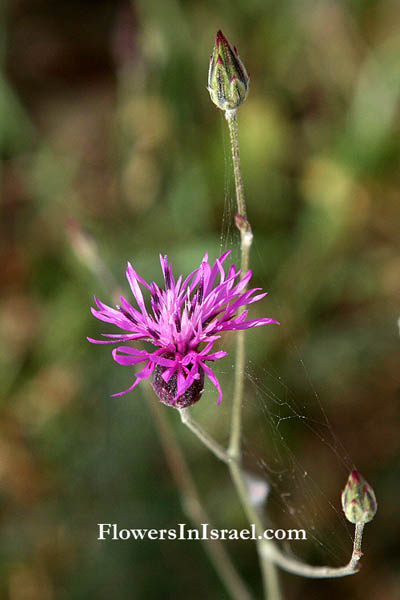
86 30 377 600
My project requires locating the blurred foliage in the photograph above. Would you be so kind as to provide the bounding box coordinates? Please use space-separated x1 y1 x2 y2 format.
1 0 400 599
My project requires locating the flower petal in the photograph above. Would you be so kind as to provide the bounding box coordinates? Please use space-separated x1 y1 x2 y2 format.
223 317 280 330
112 347 149 365
200 362 223 404
203 350 228 361
126 264 149 317
111 361 155 397
126 262 151 290
87 333 146 344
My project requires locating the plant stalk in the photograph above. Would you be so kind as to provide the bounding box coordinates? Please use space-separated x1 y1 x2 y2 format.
224 108 280 600
225 108 253 462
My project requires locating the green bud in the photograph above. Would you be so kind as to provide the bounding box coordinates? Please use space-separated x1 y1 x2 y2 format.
341 470 377 525
208 30 249 112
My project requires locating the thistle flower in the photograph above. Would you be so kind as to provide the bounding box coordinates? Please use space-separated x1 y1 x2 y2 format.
208 30 249 111
88 251 278 409
341 469 377 525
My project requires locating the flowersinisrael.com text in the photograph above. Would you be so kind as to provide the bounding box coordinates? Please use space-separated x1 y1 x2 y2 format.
97 523 307 542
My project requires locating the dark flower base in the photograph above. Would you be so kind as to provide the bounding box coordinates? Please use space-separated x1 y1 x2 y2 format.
152 364 204 409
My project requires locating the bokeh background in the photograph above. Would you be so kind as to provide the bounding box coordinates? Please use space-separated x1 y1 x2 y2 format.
1 0 399 598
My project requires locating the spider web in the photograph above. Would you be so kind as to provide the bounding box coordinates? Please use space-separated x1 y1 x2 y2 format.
241 354 354 566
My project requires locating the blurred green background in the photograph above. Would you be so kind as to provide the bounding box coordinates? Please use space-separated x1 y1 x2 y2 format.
1 0 399 598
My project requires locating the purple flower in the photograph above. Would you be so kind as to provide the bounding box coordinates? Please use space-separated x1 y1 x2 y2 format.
88 251 279 409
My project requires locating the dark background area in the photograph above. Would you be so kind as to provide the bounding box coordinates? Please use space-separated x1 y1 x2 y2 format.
1 0 399 598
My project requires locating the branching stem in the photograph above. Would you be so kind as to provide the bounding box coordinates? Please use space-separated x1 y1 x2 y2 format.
179 406 366 583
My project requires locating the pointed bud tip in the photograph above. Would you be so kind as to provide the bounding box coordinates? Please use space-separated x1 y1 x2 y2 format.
216 30 226 44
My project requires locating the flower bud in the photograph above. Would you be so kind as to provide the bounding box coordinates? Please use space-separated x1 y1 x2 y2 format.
208 30 249 112
341 470 377 525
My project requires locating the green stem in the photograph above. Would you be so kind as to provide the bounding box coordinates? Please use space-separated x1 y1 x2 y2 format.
224 108 280 600
349 523 364 571
225 108 253 462
225 109 247 221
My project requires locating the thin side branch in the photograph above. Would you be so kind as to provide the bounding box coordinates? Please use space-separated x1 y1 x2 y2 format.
179 407 231 464
261 522 365 579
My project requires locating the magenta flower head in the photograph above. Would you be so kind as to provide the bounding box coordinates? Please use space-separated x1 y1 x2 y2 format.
88 251 278 409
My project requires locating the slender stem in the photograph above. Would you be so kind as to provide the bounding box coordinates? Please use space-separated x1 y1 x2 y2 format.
229 324 246 461
225 109 253 461
179 408 231 464
224 108 280 600
261 523 365 579
349 523 365 570
225 109 247 219
146 385 254 600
